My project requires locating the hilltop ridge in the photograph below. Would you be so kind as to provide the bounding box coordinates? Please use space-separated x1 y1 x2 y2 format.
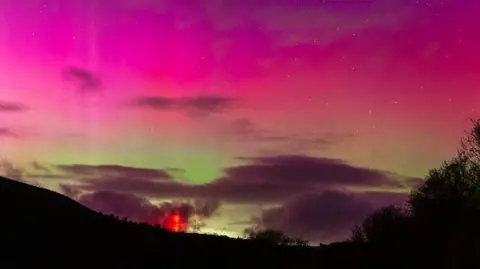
0 176 388 268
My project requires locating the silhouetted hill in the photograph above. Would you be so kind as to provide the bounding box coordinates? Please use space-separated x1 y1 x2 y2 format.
0 176 398 268
1 176 99 220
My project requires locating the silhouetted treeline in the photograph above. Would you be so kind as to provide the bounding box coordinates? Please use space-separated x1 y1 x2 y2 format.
1 119 479 269
350 119 480 269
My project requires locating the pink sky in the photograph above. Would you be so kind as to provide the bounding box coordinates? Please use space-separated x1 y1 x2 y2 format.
0 0 479 241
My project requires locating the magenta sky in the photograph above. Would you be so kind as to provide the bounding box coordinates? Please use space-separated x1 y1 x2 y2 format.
1 0 479 242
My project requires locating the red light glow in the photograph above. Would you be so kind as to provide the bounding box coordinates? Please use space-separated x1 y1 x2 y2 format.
163 212 185 232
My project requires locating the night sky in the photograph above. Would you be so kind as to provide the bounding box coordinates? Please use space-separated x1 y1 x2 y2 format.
1 0 479 242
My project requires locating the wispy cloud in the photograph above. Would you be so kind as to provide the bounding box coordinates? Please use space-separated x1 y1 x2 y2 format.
0 128 19 138
63 66 101 92
228 118 355 152
128 95 238 116
56 164 172 181
0 161 24 180
0 101 28 112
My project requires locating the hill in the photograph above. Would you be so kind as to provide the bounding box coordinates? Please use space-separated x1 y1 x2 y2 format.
0 176 394 268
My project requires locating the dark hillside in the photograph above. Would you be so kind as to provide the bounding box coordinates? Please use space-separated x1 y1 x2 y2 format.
0 176 395 268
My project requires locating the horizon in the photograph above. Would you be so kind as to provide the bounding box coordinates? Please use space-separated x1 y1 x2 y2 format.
1 0 479 243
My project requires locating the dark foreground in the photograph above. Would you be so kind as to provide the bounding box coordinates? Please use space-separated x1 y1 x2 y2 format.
0 176 424 268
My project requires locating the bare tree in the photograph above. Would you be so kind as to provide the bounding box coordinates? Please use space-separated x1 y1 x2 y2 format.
460 118 480 163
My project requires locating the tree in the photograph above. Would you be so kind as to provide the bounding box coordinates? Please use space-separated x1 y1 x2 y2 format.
460 118 480 163
350 224 366 243
350 205 412 244
351 119 480 267
410 155 480 220
244 228 307 246
410 119 480 220
409 121 480 242
408 152 480 266
354 119 480 239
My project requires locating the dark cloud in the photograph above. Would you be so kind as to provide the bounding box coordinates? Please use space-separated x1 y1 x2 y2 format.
0 101 27 112
70 190 221 228
31 161 50 173
193 199 221 218
76 191 156 222
227 155 409 188
25 174 71 181
355 190 409 209
165 167 186 173
0 161 24 180
73 175 309 204
231 118 258 136
255 190 408 243
63 66 101 92
404 176 425 189
59 184 82 199
56 164 172 180
255 132 354 148
15 157 415 240
179 96 236 113
67 155 417 204
128 95 237 116
0 161 40 186
130 97 176 110
0 128 19 138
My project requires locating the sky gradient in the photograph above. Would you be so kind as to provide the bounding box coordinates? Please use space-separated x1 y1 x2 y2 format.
1 0 479 242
